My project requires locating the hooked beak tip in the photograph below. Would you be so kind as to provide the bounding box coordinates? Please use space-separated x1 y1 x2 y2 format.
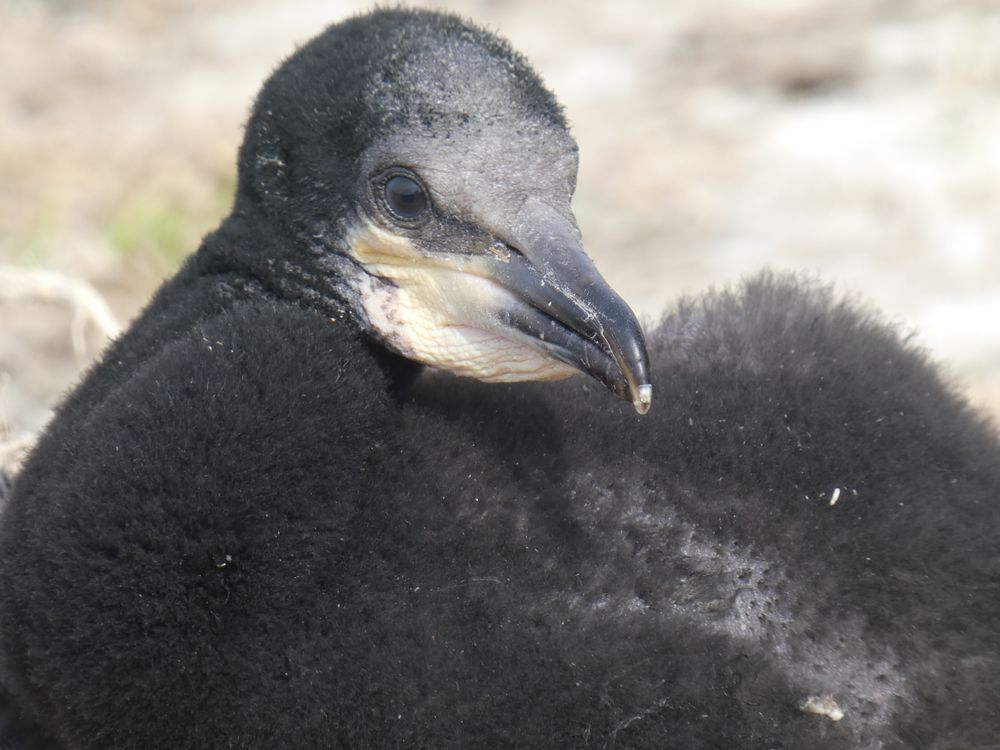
631 383 653 415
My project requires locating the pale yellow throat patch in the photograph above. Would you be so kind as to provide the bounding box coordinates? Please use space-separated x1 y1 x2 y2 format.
346 220 577 383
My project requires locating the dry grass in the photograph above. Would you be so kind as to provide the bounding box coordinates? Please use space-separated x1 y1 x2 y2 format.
0 267 121 473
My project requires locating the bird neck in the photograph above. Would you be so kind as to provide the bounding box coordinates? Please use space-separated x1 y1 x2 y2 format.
190 209 352 319
184 209 425 399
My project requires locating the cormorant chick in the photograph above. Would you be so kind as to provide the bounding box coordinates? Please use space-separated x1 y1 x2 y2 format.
1 9 998 750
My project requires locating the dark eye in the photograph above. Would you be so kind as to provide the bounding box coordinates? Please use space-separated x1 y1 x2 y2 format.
383 174 428 219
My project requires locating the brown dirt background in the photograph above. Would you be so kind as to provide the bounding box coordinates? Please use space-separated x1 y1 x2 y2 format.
2 0 999 471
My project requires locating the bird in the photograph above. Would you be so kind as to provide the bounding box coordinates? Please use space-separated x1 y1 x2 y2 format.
1 8 998 749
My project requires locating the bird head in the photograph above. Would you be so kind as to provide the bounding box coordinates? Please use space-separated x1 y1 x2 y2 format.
233 9 652 414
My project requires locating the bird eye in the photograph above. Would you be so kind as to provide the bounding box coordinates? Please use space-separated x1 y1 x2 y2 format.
383 174 429 220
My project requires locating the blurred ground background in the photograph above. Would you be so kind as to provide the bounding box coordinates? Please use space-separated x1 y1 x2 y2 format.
2 0 999 471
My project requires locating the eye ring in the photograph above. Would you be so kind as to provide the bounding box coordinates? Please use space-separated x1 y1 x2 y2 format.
380 171 430 221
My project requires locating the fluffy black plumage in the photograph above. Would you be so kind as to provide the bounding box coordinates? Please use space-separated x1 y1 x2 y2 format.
2 9 999 749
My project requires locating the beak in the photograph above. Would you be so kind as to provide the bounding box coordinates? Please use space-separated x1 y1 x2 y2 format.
346 200 652 414
487 199 653 415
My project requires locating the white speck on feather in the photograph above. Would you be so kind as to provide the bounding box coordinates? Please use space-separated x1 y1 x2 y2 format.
830 487 841 506
801 695 845 721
